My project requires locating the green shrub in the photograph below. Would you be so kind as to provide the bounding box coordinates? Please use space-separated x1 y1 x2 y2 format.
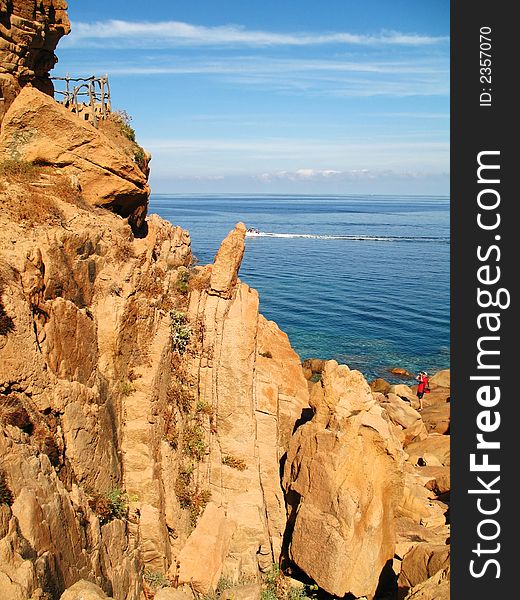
170 310 191 354
175 269 191 294
119 380 135 396
89 488 135 524
184 424 206 461
143 569 170 590
111 109 136 142
134 146 147 171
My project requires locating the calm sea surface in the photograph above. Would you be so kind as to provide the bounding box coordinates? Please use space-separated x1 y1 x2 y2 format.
149 194 450 383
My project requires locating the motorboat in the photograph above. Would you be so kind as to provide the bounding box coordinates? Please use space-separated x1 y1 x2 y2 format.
245 228 261 237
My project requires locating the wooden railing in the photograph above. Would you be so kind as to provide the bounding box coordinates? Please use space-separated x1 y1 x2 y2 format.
51 75 111 127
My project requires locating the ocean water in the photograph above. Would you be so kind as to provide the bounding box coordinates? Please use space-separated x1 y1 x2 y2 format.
149 194 450 383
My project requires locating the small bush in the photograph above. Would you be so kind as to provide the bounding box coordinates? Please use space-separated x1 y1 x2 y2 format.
222 455 247 471
170 310 191 354
89 488 134 525
174 269 191 294
175 462 211 526
188 488 212 526
259 350 273 359
111 110 136 142
184 424 206 461
143 569 170 590
195 400 213 417
119 380 135 396
134 147 147 171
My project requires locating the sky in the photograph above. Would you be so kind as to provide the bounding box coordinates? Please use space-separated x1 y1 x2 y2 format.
53 1 450 195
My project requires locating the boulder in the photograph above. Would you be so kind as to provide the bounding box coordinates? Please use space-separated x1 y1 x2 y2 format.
155 588 194 600
419 403 450 435
0 87 150 230
283 360 404 599
429 370 450 390
420 466 450 496
398 543 450 593
388 367 414 379
388 383 416 404
405 435 450 467
403 568 450 600
378 393 428 446
370 378 392 393
60 580 112 599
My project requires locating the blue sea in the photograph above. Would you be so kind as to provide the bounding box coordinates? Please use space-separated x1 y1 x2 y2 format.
149 194 450 383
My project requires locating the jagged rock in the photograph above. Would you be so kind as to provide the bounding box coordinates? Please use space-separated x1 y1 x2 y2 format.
210 222 246 297
421 466 450 496
419 402 450 435
405 435 450 467
397 466 448 528
388 383 416 404
398 542 450 594
402 567 450 600
0 87 150 230
60 580 113 599
377 392 428 446
0 0 70 124
182 278 310 578
282 360 405 599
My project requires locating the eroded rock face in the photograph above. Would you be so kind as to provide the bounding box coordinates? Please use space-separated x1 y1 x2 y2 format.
0 87 150 230
282 360 405 599
0 0 70 123
209 222 246 298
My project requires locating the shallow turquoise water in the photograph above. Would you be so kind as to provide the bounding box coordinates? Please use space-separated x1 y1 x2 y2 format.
149 194 450 383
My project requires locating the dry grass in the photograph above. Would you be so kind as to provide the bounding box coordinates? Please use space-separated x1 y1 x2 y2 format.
0 158 43 183
5 187 64 225
0 472 13 506
222 454 247 471
99 111 148 174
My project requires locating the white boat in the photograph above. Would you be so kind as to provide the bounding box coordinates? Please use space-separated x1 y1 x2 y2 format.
245 228 262 237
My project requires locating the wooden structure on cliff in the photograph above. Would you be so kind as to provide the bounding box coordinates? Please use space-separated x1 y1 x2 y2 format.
51 75 111 127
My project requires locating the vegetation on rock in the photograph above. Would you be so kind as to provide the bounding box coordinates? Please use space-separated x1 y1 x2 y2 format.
170 310 191 354
88 488 135 525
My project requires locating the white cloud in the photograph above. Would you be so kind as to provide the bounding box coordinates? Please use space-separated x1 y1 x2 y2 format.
64 19 448 48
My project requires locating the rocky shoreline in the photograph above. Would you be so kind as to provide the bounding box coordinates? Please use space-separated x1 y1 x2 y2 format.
1 3 450 599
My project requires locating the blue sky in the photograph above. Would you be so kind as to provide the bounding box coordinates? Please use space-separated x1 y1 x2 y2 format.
54 1 449 195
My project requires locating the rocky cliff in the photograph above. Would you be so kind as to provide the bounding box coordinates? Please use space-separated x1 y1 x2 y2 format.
1 0 70 124
0 5 450 600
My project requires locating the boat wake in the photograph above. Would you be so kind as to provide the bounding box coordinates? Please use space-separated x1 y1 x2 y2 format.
245 231 449 243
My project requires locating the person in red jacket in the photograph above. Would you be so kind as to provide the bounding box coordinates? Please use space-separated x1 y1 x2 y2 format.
416 371 430 410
